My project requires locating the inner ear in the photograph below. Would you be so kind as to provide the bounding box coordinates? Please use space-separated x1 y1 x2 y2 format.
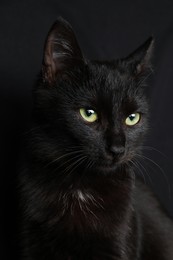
42 17 84 85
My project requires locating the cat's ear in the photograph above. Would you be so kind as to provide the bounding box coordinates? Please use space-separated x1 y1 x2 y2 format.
42 17 84 85
125 37 154 77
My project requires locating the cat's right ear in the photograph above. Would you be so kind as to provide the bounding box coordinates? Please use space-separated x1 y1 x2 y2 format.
42 17 84 85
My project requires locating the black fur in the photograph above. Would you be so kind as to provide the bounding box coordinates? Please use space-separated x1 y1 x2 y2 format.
19 17 173 259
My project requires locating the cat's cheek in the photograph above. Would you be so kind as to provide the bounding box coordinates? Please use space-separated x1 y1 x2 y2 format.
84 142 102 161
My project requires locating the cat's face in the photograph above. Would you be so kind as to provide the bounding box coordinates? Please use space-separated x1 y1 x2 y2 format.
34 18 153 174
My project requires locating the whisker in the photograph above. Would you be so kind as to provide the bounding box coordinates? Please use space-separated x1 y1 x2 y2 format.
141 145 167 158
129 159 147 185
44 149 84 168
48 155 83 177
66 156 87 175
63 156 86 174
85 158 94 171
134 158 153 185
136 154 171 198
127 161 136 186
61 156 87 184
57 154 84 169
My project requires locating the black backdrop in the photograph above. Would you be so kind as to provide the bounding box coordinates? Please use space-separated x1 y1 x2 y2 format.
1 1 173 259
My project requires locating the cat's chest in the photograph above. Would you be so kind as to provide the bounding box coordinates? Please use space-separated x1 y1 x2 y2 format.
59 189 105 229
55 182 131 234
49 187 131 260
74 189 108 222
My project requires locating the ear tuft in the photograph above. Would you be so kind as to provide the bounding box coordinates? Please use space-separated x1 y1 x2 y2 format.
42 17 84 85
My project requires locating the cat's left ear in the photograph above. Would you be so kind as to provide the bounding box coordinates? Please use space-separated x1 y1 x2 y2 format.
42 17 84 85
124 37 154 77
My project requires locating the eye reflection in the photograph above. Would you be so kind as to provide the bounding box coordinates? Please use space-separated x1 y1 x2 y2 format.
79 108 98 123
125 113 140 126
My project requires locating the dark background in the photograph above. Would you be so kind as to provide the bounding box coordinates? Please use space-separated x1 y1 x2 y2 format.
1 0 173 259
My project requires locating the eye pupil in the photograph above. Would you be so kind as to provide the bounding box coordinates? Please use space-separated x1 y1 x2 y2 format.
129 114 135 121
86 109 94 117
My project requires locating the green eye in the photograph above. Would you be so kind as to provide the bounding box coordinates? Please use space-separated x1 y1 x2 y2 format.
79 108 98 123
125 113 141 126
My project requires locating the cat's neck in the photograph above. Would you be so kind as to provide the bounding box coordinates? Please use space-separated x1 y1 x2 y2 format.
45 166 134 236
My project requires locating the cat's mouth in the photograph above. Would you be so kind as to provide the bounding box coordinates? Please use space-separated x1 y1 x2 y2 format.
95 153 132 173
96 158 122 172
96 164 118 173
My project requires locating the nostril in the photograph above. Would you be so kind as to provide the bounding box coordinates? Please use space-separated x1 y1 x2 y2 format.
109 146 125 157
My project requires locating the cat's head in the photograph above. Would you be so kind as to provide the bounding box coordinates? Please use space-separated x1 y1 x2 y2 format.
33 17 153 175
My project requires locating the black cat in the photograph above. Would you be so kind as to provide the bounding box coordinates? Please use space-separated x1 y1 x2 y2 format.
19 17 173 259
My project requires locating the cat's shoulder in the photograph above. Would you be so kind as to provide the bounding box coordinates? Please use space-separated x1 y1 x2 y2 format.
134 179 173 234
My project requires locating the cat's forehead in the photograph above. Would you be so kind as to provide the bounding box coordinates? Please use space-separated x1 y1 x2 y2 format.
57 61 146 114
60 63 137 115
86 62 134 98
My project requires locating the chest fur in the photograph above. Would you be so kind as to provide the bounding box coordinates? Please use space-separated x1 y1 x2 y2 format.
53 182 132 235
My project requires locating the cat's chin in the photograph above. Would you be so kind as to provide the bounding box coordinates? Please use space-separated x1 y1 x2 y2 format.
95 161 121 174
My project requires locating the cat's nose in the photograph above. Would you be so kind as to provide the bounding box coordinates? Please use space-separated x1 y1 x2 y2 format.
109 145 125 157
106 131 126 158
